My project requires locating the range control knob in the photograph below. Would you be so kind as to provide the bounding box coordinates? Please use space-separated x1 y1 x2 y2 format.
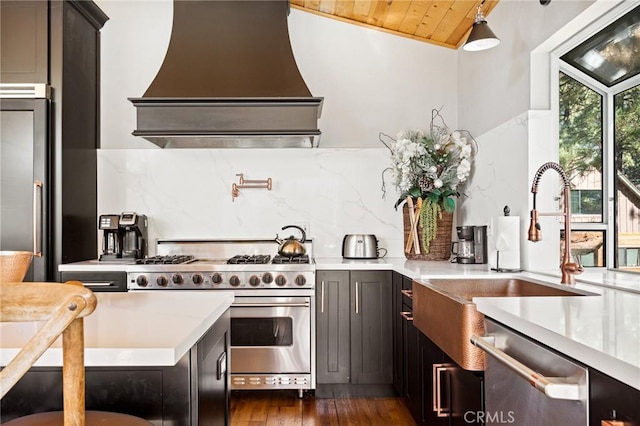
262 272 273 284
295 275 307 287
249 275 261 287
211 273 223 285
136 275 148 287
172 274 183 285
229 275 241 287
275 275 287 287
156 275 168 287
192 274 203 285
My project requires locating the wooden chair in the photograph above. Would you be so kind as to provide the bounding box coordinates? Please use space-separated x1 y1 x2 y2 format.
0 281 152 425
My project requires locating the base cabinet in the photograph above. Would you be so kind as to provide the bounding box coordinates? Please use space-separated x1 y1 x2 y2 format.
316 270 393 385
589 367 640 425
394 272 484 426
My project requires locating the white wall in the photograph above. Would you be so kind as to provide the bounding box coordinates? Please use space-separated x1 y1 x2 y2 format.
457 0 594 138
94 0 457 257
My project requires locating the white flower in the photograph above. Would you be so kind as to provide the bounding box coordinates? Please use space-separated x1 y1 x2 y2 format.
433 179 443 188
434 143 441 150
457 158 471 181
428 166 438 174
460 144 472 159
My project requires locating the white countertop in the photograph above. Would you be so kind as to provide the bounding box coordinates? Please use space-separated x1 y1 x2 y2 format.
0 291 234 367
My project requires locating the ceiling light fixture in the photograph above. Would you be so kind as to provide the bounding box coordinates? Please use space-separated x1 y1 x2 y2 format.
463 3 500 52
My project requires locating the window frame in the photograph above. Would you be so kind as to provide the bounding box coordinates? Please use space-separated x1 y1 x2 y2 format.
558 61 640 270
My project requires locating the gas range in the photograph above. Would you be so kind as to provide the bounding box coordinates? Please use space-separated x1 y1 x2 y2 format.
126 239 315 292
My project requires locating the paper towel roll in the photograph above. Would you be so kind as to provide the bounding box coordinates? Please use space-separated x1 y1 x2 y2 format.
491 216 521 270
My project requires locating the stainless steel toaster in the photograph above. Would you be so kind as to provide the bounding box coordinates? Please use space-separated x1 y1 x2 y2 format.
342 234 381 259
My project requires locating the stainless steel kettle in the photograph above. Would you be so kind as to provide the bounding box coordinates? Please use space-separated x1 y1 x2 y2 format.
274 225 307 257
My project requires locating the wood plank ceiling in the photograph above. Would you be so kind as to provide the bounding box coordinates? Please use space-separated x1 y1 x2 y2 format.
290 0 500 49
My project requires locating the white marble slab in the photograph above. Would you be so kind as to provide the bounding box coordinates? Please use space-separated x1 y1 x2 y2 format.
0 291 234 367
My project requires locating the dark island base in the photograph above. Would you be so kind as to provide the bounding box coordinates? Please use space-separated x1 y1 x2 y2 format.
1 310 230 426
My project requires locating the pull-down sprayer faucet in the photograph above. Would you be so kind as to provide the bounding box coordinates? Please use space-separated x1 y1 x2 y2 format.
528 162 583 284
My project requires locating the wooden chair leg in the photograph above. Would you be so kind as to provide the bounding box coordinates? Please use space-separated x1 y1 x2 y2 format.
62 318 85 426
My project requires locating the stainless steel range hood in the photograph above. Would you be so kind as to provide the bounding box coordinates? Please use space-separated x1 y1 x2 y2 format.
129 0 323 149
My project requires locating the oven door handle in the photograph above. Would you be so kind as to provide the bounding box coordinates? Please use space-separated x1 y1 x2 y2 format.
232 302 310 308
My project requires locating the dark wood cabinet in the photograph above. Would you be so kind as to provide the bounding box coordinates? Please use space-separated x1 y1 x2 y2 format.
392 271 404 395
589 367 640 425
316 270 393 385
0 1 49 83
316 270 351 383
394 273 484 426
0 1 108 280
350 270 393 384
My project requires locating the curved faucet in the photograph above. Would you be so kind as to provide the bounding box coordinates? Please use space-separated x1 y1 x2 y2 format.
528 162 583 284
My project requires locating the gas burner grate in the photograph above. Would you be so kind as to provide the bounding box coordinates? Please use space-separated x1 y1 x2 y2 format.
227 255 272 264
272 255 310 264
136 255 195 265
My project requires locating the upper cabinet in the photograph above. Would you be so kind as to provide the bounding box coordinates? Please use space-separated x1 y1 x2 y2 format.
0 1 48 83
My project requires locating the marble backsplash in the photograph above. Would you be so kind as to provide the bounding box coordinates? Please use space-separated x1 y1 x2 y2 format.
98 148 406 258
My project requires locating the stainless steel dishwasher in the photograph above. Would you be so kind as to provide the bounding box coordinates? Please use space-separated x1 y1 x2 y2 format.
471 319 588 426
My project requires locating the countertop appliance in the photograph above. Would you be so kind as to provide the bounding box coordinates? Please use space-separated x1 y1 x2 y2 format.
472 319 587 426
99 212 148 261
127 238 316 397
452 226 487 264
342 234 386 259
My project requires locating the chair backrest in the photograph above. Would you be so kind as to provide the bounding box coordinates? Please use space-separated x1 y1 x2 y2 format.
0 281 97 424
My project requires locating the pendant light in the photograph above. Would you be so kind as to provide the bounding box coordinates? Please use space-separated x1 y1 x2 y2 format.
463 3 500 51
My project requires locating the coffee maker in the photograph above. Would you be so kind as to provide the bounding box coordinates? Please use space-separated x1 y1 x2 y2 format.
452 225 488 264
99 212 148 261
99 214 122 261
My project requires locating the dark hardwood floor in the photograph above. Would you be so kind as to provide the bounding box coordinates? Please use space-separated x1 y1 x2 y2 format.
230 390 416 425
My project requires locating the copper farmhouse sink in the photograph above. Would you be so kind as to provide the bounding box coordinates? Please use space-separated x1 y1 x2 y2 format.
412 278 593 371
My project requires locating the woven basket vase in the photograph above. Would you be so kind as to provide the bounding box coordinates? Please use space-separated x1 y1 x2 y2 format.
403 203 454 261
0 251 33 282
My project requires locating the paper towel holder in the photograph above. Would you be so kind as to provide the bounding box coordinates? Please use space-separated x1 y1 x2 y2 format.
491 250 523 273
490 205 523 272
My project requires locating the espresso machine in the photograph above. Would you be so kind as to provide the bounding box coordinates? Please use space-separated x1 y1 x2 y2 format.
452 225 488 264
99 212 148 261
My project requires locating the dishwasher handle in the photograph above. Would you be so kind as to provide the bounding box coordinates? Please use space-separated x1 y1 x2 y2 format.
470 334 583 401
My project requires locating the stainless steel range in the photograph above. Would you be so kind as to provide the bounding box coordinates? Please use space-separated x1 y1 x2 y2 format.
127 239 315 397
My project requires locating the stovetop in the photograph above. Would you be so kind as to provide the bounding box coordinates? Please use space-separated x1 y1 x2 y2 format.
126 239 315 291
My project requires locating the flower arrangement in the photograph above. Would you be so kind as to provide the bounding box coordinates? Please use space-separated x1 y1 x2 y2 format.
381 109 476 252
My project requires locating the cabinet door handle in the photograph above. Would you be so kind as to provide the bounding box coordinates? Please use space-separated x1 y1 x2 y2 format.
216 352 227 380
320 281 325 313
400 311 413 321
33 180 43 257
433 363 451 418
470 334 583 400
355 281 359 314
401 289 413 299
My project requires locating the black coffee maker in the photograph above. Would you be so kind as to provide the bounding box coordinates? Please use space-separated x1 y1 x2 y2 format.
452 225 488 264
99 212 148 261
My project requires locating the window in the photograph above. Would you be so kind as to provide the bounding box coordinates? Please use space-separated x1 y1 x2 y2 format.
559 8 640 272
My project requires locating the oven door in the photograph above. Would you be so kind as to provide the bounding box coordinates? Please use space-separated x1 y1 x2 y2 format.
230 296 311 374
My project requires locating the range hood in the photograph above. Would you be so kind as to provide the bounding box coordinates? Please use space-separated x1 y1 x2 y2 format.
129 0 323 149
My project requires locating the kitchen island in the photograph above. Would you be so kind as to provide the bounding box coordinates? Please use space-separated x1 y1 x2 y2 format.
0 290 234 425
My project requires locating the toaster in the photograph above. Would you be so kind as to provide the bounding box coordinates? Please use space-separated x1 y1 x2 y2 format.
342 234 380 259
